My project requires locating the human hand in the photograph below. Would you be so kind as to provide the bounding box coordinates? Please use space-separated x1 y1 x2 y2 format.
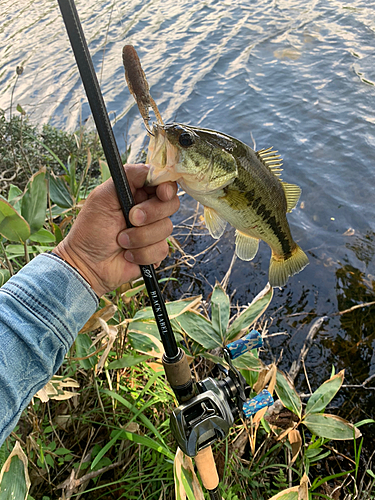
53 164 180 297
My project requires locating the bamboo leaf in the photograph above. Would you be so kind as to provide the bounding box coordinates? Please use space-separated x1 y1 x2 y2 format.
99 159 111 183
267 488 298 500
303 413 362 440
275 370 302 418
174 448 204 500
75 333 97 370
176 311 221 349
107 354 150 370
28 228 55 243
0 270 10 287
7 185 22 212
132 296 202 321
0 197 30 243
48 173 73 209
21 168 47 234
211 282 230 339
305 370 345 416
0 442 30 500
226 283 273 341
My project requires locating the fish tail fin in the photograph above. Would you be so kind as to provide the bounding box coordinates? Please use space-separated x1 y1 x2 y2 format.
269 245 309 288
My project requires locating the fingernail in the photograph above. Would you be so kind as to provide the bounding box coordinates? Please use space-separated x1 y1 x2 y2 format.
118 232 130 248
125 250 134 262
132 208 146 225
165 184 174 200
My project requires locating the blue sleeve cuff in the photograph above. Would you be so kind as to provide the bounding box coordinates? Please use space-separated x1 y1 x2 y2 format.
0 253 99 445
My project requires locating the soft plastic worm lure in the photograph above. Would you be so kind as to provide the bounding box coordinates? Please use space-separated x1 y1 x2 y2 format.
122 45 164 133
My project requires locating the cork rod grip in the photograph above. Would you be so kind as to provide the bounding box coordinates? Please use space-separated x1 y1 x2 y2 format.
194 446 219 491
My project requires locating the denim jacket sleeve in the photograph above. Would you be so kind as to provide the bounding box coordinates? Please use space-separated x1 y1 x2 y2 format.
0 253 98 446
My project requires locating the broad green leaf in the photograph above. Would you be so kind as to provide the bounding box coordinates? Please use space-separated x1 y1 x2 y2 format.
234 351 263 387
75 333 97 370
226 283 273 341
51 223 64 244
7 185 22 212
129 322 161 339
99 159 111 183
21 168 47 234
0 270 10 287
0 442 30 500
275 370 302 418
16 104 26 115
107 354 150 370
211 282 230 339
48 173 73 209
267 489 298 500
305 370 344 416
132 296 201 322
0 197 30 243
5 244 51 259
123 278 178 298
28 228 55 243
176 310 221 349
303 413 362 440
174 448 204 500
129 330 164 356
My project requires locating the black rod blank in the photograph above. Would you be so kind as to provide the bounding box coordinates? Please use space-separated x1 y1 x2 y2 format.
57 0 178 359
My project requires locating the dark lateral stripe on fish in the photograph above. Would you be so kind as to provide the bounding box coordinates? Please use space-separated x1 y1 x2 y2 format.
229 180 292 257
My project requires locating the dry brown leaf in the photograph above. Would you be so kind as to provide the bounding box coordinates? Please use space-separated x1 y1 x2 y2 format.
95 318 118 374
298 473 309 500
79 304 117 334
288 429 302 463
276 422 299 441
174 448 205 500
35 376 80 402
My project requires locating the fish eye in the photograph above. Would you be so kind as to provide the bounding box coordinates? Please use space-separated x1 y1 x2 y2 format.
179 132 194 147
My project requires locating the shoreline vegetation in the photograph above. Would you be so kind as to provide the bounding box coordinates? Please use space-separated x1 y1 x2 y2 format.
0 109 374 500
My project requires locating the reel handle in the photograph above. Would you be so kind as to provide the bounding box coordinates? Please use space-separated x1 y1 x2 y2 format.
243 389 274 418
226 330 263 359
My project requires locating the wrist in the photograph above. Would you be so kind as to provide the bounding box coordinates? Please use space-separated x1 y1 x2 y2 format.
52 243 105 298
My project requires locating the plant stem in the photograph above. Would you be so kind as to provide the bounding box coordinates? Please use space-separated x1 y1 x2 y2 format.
1 241 14 276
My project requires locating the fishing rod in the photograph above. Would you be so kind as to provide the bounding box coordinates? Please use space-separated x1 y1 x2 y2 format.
57 3 273 498
56 1 221 497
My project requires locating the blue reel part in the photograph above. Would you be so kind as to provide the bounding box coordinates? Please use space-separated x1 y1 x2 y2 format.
226 330 263 360
243 389 274 418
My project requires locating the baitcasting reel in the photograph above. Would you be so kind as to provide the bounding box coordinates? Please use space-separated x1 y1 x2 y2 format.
170 330 274 457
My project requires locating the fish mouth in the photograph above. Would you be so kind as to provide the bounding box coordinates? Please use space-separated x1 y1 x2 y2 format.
146 125 182 186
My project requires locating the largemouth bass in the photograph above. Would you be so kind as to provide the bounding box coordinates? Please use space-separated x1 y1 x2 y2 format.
146 123 309 287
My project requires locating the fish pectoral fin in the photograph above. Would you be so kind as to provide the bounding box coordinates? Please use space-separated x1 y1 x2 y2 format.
204 206 227 239
235 230 259 261
282 182 301 212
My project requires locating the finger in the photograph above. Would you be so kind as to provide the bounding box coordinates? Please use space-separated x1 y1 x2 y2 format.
124 239 169 266
118 219 173 249
156 181 178 202
129 192 180 227
124 163 150 189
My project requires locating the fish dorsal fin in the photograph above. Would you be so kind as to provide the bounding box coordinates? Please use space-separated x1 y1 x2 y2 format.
204 206 227 239
281 182 301 212
235 231 259 261
256 147 283 178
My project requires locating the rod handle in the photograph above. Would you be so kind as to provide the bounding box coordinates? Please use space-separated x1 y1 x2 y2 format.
194 446 219 491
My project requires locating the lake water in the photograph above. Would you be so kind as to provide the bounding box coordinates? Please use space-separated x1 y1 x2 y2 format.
1 0 375 418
